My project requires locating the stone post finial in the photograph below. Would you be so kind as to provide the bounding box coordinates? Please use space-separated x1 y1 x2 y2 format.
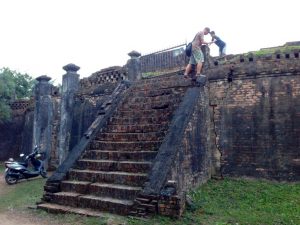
63 63 80 73
128 50 141 59
36 75 51 82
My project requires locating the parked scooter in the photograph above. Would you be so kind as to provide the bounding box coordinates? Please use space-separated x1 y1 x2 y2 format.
4 146 47 185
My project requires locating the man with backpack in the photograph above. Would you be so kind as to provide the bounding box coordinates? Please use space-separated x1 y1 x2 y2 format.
184 27 210 81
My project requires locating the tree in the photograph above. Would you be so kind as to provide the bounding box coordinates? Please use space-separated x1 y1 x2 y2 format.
0 67 35 123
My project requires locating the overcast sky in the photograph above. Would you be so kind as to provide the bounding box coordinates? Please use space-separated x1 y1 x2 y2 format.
0 0 299 84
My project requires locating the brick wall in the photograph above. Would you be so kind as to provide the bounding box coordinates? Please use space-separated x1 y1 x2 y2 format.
0 99 34 160
208 51 300 181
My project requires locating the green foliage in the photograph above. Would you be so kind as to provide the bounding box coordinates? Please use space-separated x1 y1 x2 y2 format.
13 71 35 99
0 102 11 122
0 67 34 123
0 67 35 99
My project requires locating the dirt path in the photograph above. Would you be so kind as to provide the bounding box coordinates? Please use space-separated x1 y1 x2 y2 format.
0 211 56 225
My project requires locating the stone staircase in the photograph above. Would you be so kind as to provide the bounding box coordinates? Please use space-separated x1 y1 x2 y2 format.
38 75 191 216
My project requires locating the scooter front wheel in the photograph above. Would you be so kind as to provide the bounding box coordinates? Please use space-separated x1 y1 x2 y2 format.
5 174 18 185
40 170 47 178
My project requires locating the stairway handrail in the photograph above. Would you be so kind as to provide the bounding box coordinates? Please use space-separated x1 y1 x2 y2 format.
142 86 201 195
47 81 131 184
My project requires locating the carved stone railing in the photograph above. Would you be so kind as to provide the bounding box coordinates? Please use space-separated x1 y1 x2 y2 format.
9 99 34 115
79 67 128 95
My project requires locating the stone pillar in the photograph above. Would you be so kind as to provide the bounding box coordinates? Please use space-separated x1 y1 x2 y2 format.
58 63 80 164
33 75 53 170
126 50 141 81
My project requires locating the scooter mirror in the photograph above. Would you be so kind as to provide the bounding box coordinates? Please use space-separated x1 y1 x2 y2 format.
20 153 25 157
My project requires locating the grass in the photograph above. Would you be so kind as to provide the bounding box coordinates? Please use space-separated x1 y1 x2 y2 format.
141 68 183 78
128 179 300 225
216 44 300 65
0 163 4 172
142 71 162 78
0 164 103 224
248 45 300 56
186 178 300 225
1 164 299 225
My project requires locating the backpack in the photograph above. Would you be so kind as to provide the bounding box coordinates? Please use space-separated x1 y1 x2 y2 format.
185 42 192 57
185 33 198 57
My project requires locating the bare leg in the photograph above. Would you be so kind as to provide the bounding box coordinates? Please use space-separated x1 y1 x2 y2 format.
184 64 192 78
196 62 203 75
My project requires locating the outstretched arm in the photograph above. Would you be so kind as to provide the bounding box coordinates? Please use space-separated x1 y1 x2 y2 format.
209 37 216 45
198 34 209 45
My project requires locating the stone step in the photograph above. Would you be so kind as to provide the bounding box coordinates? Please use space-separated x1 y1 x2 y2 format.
106 123 169 133
108 114 173 125
83 150 157 161
50 192 81 207
37 203 104 217
68 169 147 186
61 180 91 194
122 93 183 105
118 99 181 111
76 159 152 173
130 79 190 92
129 87 187 98
49 192 134 215
128 89 188 97
115 108 172 117
89 141 162 151
127 88 173 98
60 181 141 200
136 74 179 84
78 195 133 215
89 182 142 199
96 132 166 142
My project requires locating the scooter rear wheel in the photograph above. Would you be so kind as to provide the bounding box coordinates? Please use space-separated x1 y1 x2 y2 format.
5 174 18 185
